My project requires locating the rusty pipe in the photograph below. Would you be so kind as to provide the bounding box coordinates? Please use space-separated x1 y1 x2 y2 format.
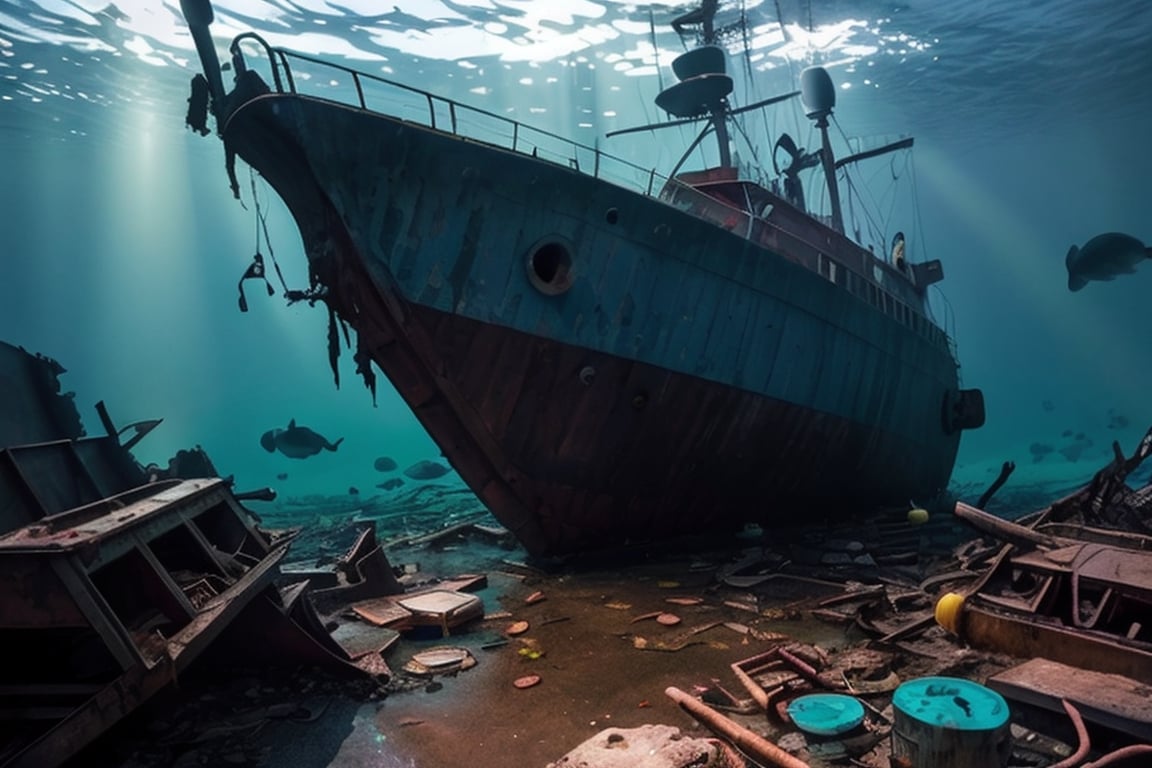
1084 744 1152 767
1049 699 1090 768
729 661 770 711
665 686 810 768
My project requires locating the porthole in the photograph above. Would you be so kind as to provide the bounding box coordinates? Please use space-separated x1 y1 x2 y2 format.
526 238 574 295
605 207 619 225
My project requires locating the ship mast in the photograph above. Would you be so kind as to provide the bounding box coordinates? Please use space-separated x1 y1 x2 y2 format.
656 0 734 168
799 67 844 234
607 0 799 178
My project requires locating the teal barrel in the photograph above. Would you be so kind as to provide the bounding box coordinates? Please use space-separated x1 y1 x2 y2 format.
891 676 1011 767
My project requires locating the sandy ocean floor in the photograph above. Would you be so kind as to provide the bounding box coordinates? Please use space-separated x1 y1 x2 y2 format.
70 509 1042 768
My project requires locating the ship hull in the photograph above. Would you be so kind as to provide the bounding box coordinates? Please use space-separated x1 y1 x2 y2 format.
221 89 964 556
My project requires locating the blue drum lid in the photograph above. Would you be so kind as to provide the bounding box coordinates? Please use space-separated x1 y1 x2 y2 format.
786 693 866 736
892 676 1009 730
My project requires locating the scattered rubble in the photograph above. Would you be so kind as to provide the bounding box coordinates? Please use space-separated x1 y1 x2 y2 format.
6 339 1152 768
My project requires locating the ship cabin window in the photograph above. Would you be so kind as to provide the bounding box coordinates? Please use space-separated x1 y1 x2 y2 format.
527 239 574 295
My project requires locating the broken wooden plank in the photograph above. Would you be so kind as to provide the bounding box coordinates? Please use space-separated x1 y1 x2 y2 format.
986 657 1152 740
953 502 1074 549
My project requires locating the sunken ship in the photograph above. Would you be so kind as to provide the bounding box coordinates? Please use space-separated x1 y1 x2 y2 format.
180 0 984 556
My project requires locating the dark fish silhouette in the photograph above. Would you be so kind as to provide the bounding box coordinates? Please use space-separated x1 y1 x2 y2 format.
1060 443 1086 462
348 486 360 496
1066 232 1151 291
276 472 288 481
1029 442 1053 463
377 478 404 491
403 460 451 480
373 456 398 472
1107 409 1130 429
260 419 344 459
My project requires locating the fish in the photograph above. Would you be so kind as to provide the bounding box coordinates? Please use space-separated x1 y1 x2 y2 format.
348 486 360 496
1066 232 1151 292
276 472 288 481
403 459 451 480
373 456 398 472
1029 442 1053 463
376 478 404 491
260 419 344 459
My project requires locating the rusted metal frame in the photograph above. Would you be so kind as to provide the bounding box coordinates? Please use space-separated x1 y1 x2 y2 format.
167 544 289 666
48 557 141 671
178 497 267 569
76 488 228 571
33 479 180 537
133 535 199 622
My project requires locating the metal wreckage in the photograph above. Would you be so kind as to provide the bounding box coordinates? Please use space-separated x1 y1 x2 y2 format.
3 334 1152 768
0 341 412 768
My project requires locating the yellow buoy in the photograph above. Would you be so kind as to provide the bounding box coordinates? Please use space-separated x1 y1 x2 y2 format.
935 592 966 635
907 507 930 525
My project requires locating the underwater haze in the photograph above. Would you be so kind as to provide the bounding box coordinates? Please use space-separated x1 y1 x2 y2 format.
2 0 1151 520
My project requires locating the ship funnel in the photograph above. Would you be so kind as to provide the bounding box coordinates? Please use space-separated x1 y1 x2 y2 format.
800 66 836 120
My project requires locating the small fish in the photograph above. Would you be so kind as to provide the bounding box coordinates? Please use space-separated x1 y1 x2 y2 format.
373 456 398 472
376 478 404 491
260 419 344 459
403 459 451 480
348 486 359 496
276 472 288 481
1066 232 1151 292
1029 442 1053 463
1059 443 1086 462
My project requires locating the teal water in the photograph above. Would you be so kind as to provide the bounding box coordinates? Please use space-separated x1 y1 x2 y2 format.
2 0 1150 524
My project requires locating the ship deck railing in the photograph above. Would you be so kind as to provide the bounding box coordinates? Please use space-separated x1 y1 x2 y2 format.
229 33 677 201
225 35 958 356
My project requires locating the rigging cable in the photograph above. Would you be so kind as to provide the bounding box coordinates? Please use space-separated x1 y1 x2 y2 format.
649 5 664 94
250 168 290 294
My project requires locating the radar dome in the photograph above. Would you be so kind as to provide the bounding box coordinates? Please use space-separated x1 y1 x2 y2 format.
800 66 836 120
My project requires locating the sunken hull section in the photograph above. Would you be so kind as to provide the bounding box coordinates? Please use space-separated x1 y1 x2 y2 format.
221 92 964 556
